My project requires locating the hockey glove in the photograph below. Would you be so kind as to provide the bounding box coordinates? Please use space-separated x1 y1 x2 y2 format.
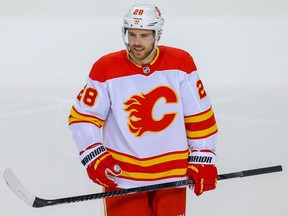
80 143 122 187
187 149 218 196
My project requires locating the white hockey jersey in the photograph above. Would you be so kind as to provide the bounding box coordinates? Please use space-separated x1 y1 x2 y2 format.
69 46 218 188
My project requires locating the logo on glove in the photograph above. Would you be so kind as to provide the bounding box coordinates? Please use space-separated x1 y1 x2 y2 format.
81 145 106 166
189 156 213 164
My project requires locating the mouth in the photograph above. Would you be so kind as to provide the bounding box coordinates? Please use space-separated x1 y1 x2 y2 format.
133 46 144 52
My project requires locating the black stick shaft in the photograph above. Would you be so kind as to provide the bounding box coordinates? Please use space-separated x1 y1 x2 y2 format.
33 165 282 207
217 165 283 180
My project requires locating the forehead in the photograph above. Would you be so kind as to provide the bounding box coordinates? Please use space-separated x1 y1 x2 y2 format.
127 28 154 35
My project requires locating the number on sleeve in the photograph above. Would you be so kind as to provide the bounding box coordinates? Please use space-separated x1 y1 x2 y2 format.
77 85 87 101
82 87 98 107
196 80 207 99
77 85 98 107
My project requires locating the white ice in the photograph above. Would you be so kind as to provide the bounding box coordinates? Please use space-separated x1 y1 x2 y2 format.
0 0 287 215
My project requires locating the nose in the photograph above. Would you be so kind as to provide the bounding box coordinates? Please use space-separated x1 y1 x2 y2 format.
134 36 142 46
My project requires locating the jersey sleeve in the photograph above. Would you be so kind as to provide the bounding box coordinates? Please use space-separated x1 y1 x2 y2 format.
180 70 218 152
68 71 110 152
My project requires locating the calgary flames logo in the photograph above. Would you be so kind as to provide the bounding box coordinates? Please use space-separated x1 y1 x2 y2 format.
123 86 178 137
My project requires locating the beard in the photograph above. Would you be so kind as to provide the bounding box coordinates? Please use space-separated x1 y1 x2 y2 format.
129 45 154 61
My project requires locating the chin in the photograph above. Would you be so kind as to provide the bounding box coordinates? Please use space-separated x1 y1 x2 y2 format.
132 53 146 61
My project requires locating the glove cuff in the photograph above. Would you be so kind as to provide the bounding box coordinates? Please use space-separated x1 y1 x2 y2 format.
188 149 217 165
79 143 107 167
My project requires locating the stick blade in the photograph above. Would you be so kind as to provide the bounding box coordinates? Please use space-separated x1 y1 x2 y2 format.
3 168 36 207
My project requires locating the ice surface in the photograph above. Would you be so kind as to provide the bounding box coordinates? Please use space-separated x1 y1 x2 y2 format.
1 1 287 215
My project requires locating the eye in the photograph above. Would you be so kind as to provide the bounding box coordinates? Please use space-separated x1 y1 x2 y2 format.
128 32 136 37
141 34 149 38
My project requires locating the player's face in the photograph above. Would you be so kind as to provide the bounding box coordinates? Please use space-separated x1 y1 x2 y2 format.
127 29 156 64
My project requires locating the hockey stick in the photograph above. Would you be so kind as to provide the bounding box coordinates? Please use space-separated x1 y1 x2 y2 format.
3 165 282 208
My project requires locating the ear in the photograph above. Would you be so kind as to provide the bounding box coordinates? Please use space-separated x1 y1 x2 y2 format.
157 35 161 41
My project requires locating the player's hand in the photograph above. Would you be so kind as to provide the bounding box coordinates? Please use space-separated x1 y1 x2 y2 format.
187 149 218 196
80 143 122 187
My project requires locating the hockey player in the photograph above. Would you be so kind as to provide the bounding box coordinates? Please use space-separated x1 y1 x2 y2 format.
69 4 218 216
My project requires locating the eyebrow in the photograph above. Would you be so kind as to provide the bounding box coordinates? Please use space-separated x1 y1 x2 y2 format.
128 31 153 36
